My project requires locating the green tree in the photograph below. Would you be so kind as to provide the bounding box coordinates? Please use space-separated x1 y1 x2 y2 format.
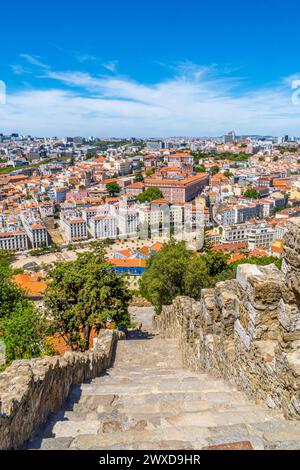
195 164 206 173
0 304 49 363
210 165 219 176
135 173 144 182
145 168 155 177
203 250 229 278
106 182 121 196
44 242 131 351
223 170 233 177
183 256 211 298
243 188 260 199
86 151 97 160
136 187 163 202
230 255 282 271
140 240 191 313
0 251 50 364
0 252 26 318
140 242 232 313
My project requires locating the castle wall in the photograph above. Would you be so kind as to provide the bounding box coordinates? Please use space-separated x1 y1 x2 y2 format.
155 218 300 420
0 330 121 449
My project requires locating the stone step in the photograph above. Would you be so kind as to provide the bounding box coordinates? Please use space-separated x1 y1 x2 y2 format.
76 381 238 396
50 407 282 440
70 396 261 416
91 377 212 386
29 307 298 451
28 420 300 450
64 403 280 424
67 389 257 414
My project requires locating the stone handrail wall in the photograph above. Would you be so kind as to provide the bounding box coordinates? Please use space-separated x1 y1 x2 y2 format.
155 218 300 420
0 329 121 449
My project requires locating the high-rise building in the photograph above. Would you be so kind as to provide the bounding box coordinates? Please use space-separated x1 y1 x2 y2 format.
146 140 163 151
223 131 236 144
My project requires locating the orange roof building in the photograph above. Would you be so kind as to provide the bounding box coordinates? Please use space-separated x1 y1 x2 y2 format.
12 273 46 298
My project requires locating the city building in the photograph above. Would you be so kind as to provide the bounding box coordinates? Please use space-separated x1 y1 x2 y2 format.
61 215 88 242
144 173 209 203
88 215 117 239
0 230 28 251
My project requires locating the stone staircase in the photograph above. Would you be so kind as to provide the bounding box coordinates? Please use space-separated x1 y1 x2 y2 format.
26 308 300 450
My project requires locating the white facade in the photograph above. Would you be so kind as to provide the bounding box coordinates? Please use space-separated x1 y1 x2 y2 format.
89 215 117 239
118 208 139 236
82 205 110 222
247 223 277 249
21 213 49 248
220 224 250 243
61 216 88 241
0 231 29 251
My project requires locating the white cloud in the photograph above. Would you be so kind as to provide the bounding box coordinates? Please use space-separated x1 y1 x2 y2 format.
11 64 30 75
2 63 300 136
20 53 50 69
102 60 118 73
76 54 98 63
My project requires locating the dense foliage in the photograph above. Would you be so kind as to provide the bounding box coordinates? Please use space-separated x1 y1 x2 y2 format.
191 151 250 162
195 164 206 173
145 168 155 176
0 251 49 364
1 304 50 363
44 242 131 351
210 165 220 176
135 173 144 182
139 240 231 313
106 182 121 196
140 240 281 313
136 187 164 202
243 188 260 199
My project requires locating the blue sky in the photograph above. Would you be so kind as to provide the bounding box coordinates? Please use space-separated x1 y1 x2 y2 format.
1 0 300 136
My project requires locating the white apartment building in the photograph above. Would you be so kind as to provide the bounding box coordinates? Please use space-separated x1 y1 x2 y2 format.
117 207 139 237
28 224 49 248
22 221 49 248
275 224 287 240
247 223 277 250
0 230 29 251
39 202 55 218
81 205 110 222
21 212 49 248
89 215 117 239
220 224 251 243
115 160 132 176
61 216 88 242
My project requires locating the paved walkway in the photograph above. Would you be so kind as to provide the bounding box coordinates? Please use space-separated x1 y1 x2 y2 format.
27 307 300 450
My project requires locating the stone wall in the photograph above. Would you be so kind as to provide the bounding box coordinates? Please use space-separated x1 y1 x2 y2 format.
155 218 300 420
0 329 121 450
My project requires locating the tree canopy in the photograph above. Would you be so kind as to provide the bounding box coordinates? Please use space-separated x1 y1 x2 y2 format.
139 240 230 313
135 173 144 182
139 240 282 313
210 165 220 176
44 242 131 351
0 251 49 365
106 182 121 196
145 168 155 177
195 164 206 173
136 187 163 202
243 188 260 199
